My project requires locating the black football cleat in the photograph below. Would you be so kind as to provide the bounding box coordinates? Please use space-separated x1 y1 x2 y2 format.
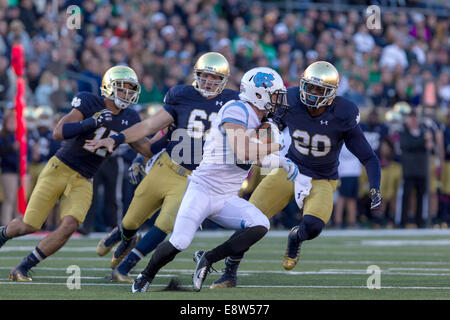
282 226 302 270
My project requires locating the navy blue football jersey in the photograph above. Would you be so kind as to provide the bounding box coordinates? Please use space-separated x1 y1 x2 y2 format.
55 92 141 178
162 85 239 171
359 122 389 157
285 86 361 180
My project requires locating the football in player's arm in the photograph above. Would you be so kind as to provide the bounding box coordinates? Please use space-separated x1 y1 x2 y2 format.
0 66 154 281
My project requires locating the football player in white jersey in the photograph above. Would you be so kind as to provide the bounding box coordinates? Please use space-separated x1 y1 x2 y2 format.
131 67 298 293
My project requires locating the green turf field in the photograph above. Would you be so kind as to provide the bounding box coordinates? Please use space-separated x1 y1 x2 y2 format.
0 229 449 300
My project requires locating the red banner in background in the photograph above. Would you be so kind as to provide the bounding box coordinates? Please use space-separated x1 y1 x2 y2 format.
11 44 27 215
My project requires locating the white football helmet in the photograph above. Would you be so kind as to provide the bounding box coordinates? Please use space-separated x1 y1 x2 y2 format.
239 67 288 113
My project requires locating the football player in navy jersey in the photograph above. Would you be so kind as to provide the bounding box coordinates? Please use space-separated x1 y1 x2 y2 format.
209 61 382 288
88 52 240 283
0 65 153 281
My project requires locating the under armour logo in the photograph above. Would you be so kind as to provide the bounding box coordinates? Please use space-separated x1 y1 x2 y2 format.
320 120 328 125
297 192 301 199
122 120 128 126
216 101 223 106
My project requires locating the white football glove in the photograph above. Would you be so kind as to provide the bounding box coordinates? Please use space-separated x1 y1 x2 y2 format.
279 157 299 182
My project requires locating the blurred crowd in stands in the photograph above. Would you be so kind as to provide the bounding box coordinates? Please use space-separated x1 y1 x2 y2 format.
0 0 448 232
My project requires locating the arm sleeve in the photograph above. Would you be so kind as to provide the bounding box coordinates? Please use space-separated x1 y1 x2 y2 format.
344 125 381 190
219 102 249 128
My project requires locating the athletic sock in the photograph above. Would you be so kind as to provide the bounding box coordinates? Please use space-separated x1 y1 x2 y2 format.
117 249 144 274
135 226 167 256
19 247 47 272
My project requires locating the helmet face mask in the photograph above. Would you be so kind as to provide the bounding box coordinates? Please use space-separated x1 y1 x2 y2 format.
193 52 230 98
299 61 339 109
267 89 289 116
194 71 226 98
112 80 141 109
101 66 141 109
300 80 336 108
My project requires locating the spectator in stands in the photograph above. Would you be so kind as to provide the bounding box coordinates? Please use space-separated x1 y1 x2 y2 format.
0 109 20 226
399 110 434 228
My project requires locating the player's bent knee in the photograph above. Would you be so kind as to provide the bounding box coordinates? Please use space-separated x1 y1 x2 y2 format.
303 215 325 240
245 214 270 230
169 235 191 252
58 216 79 238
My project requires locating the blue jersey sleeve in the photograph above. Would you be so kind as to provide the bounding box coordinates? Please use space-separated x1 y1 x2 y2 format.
70 92 101 119
344 125 381 189
219 101 249 128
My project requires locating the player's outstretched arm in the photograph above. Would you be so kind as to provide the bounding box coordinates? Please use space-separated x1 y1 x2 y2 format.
85 109 174 153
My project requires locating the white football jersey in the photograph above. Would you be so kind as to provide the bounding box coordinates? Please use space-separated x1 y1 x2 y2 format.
190 100 261 194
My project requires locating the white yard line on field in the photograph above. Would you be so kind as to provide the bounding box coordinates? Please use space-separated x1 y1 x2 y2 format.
0 281 449 290
1 266 450 277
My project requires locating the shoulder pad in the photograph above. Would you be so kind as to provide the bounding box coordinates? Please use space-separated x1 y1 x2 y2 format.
333 96 360 130
221 89 240 99
333 96 359 120
163 85 195 105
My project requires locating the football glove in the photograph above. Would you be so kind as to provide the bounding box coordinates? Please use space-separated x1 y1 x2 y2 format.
92 109 113 128
127 155 146 185
369 188 382 211
280 157 299 182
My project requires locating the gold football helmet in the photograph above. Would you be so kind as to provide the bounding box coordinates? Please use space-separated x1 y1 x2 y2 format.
193 52 230 98
299 61 339 108
25 107 37 130
35 105 55 129
393 101 412 116
101 66 141 109
385 110 403 122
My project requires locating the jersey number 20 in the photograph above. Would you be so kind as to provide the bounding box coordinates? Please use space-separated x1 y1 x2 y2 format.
292 130 331 157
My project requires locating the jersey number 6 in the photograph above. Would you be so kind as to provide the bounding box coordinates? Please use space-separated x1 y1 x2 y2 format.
187 109 218 139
